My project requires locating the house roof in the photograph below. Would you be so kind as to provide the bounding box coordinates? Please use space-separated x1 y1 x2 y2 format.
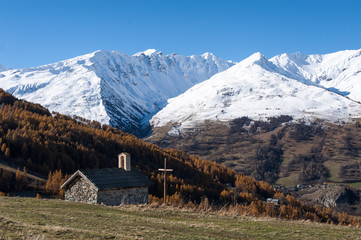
61 168 152 190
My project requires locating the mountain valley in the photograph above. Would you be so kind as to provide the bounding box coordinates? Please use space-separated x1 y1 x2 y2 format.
148 116 361 187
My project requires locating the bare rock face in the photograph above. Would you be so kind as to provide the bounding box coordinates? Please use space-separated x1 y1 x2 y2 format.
314 185 359 208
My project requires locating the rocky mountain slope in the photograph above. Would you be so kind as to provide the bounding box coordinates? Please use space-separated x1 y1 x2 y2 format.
148 115 361 191
151 49 361 133
0 50 233 137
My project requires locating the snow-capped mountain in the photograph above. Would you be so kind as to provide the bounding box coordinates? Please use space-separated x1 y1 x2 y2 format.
0 49 233 136
270 49 361 102
151 49 361 132
0 64 8 72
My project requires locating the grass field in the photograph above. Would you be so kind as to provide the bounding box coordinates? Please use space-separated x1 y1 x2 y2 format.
350 182 361 189
1 197 361 239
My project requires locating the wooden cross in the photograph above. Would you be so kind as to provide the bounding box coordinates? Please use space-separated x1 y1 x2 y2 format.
158 158 173 204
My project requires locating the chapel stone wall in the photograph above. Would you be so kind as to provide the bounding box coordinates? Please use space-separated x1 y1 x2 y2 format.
64 177 98 204
97 187 148 206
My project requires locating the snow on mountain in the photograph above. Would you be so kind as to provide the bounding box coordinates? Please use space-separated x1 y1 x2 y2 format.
270 49 361 102
0 64 8 72
133 49 161 56
0 50 234 136
151 50 361 132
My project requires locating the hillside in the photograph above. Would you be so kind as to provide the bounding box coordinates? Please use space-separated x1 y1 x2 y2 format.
0 88 236 203
0 50 233 137
1 89 360 224
148 116 361 188
146 49 361 216
1 197 361 240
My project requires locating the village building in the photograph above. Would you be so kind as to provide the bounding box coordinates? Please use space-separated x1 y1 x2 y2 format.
266 198 280 205
60 153 152 206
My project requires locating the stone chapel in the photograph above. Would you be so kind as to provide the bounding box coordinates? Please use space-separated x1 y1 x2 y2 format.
61 153 152 206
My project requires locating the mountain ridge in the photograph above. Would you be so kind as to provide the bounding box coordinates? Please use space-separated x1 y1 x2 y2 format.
1 48 360 137
0 49 234 137
151 48 361 133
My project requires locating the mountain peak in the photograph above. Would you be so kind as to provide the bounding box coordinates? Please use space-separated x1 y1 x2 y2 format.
201 52 215 59
286 51 308 61
151 49 361 132
235 52 271 69
0 49 233 137
134 49 162 57
248 52 267 61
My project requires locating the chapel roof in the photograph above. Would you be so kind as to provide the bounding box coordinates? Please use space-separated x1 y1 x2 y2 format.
61 168 152 190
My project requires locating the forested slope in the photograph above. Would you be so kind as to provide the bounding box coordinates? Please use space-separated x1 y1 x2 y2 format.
149 116 361 187
0 89 359 226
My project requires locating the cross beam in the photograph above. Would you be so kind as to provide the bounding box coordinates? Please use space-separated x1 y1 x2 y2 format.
158 158 173 204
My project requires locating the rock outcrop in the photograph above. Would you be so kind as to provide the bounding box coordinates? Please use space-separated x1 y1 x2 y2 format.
313 185 359 208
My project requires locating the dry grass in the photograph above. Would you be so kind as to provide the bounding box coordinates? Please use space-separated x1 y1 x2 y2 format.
275 172 299 187
1 197 361 239
350 182 361 189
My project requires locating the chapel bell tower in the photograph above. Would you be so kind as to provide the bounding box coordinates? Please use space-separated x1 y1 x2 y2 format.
118 152 131 171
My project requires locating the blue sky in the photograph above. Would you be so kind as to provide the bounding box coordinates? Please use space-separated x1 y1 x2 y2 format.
1 0 360 68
